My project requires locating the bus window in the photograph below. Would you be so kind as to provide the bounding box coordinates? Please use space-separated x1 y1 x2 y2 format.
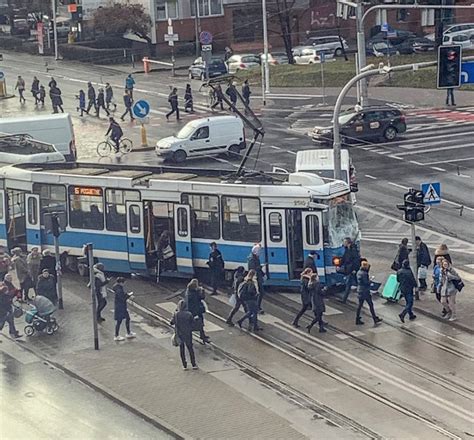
33 183 67 226
181 193 219 239
222 196 261 242
269 212 282 242
68 186 104 230
305 214 320 245
106 189 140 232
27 196 38 225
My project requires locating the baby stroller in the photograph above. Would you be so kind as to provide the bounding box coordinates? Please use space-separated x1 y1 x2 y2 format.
24 296 59 336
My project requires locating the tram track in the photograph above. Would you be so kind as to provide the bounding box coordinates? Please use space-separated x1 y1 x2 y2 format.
130 279 468 440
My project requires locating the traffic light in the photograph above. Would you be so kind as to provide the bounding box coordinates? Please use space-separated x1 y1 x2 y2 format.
402 189 425 223
437 45 462 89
51 214 61 237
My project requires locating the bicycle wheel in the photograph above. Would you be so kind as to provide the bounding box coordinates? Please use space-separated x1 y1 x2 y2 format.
97 141 112 157
119 138 133 154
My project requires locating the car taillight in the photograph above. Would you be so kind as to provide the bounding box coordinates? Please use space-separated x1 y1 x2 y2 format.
400 115 406 123
333 256 342 267
240 63 246 68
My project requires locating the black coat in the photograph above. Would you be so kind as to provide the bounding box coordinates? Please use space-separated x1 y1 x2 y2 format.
185 287 205 317
247 254 264 281
397 244 410 266
242 84 251 100
171 310 194 343
356 268 371 297
303 255 317 272
239 280 258 303
39 255 56 279
300 276 312 306
88 86 96 101
226 86 237 103
341 245 360 275
309 280 325 313
397 267 417 295
36 275 57 304
123 94 132 108
0 291 13 316
208 249 224 273
168 93 178 109
417 242 431 268
113 283 130 320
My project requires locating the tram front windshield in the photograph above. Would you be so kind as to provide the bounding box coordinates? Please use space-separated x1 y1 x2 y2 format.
323 195 359 247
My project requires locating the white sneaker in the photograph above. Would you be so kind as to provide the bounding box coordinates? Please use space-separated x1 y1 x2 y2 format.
448 316 457 322
126 332 136 339
114 336 125 341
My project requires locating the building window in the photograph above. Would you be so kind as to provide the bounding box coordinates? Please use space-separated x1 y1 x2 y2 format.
33 183 67 226
157 0 178 21
421 9 435 27
68 186 104 230
105 189 140 232
269 212 282 243
305 214 320 246
222 196 261 242
190 0 223 17
375 9 387 26
181 194 219 239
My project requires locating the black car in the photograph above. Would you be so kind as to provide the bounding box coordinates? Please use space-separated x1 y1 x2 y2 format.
395 37 435 55
188 57 227 80
311 106 407 144
370 28 416 46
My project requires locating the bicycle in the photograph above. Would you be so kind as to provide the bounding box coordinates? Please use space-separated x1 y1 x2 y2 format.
97 137 133 157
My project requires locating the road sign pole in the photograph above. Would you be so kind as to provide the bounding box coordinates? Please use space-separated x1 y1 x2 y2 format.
320 54 326 105
54 234 64 310
141 122 148 147
51 0 58 60
87 243 99 350
410 222 420 300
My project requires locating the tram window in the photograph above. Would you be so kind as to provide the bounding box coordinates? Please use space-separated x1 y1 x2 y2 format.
105 189 140 232
128 204 141 233
0 192 3 220
27 197 38 225
222 196 261 242
68 186 104 230
181 194 219 239
177 207 188 237
305 214 320 245
269 212 282 242
33 183 67 226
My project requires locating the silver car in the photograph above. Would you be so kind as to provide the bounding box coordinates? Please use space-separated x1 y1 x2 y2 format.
226 54 260 74
302 35 349 57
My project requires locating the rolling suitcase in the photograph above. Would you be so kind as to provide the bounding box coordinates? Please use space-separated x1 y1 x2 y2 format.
381 274 401 302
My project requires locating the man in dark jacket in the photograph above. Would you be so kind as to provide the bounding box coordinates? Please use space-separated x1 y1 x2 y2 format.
0 285 22 338
355 260 382 326
36 269 58 305
113 277 135 341
242 80 251 108
39 249 57 281
166 88 180 121
105 83 116 110
394 238 410 269
207 242 224 295
120 91 134 121
396 259 417 323
340 238 361 303
247 244 265 313
415 236 431 291
303 251 317 272
86 82 97 115
96 88 110 117
211 85 224 111
225 82 238 111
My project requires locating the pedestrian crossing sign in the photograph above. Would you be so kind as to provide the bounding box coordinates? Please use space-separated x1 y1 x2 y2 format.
421 182 441 205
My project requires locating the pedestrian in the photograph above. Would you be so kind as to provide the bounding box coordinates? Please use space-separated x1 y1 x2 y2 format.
171 299 197 370
38 85 46 107
31 76 40 105
40 249 57 280
48 77 57 89
94 263 109 322
207 242 224 295
86 82 97 115
105 82 116 111
36 269 58 305
396 260 417 323
120 90 134 121
439 259 462 321
184 278 210 343
242 80 251 110
432 256 449 317
106 117 123 153
27 247 42 288
11 247 32 302
76 90 87 117
415 236 431 291
446 87 455 106
224 46 233 61
339 237 361 303
247 243 265 313
292 268 313 328
166 88 180 121
306 273 327 333
15 75 26 103
355 260 383 326
96 88 110 117
113 277 136 341
0 246 10 281
184 84 194 112
236 270 262 332
225 266 246 326
211 84 224 111
225 81 238 111
0 285 22 339
208 87 216 108
391 237 410 271
434 243 452 264
50 86 64 113
125 74 135 99
3 273 20 300
303 250 317 272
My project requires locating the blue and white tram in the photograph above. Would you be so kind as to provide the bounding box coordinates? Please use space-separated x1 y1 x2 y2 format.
0 163 360 287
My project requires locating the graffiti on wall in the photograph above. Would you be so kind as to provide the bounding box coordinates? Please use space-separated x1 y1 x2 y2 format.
310 0 337 28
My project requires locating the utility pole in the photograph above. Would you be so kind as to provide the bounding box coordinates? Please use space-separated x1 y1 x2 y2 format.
355 0 368 107
194 0 200 57
262 0 270 95
51 0 58 60
87 243 99 350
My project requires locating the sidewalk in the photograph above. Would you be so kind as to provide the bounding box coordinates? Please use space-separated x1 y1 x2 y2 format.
15 277 307 440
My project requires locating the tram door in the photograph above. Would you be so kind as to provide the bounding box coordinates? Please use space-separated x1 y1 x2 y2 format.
126 202 147 270
25 194 41 251
302 211 324 278
173 204 193 274
287 210 304 279
264 209 288 280
0 190 7 248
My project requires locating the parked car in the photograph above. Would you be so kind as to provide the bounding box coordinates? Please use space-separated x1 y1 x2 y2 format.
302 35 349 57
260 52 289 65
370 29 416 46
226 54 260 74
311 106 407 144
11 18 29 36
396 37 435 54
366 41 399 57
442 32 474 49
292 46 334 64
188 57 227 80
444 23 474 39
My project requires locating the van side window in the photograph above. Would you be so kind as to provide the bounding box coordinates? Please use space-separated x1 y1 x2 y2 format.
222 196 261 242
181 193 219 239
33 183 67 227
193 127 209 140
105 189 140 232
68 186 104 230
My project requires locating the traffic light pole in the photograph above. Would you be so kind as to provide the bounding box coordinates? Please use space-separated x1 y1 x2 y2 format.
54 234 63 310
410 222 420 300
87 243 99 350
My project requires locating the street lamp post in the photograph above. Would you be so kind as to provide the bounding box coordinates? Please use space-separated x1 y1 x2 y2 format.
194 0 200 57
262 0 270 95
51 0 58 60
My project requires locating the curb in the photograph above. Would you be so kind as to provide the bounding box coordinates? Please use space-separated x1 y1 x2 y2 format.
15 335 188 440
132 146 155 152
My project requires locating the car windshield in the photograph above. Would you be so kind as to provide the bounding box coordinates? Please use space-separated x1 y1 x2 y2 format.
339 112 357 125
242 56 259 63
210 59 224 66
373 42 389 50
323 196 360 247
176 125 196 139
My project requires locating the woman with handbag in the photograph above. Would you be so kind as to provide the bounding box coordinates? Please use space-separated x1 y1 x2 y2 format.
157 231 175 272
439 260 462 322
236 270 262 332
292 268 313 328
185 278 210 343
391 238 410 271
170 300 197 370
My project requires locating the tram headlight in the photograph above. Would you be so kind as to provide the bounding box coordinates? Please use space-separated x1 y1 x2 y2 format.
332 256 342 267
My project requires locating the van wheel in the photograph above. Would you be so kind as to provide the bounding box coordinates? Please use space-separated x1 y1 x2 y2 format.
173 150 187 163
384 126 398 141
228 144 241 159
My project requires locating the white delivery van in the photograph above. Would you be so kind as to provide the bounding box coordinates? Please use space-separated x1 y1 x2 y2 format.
295 149 358 194
156 115 246 163
0 114 76 161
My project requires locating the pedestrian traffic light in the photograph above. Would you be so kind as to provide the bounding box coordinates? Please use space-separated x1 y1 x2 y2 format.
437 45 462 89
51 214 61 237
402 189 425 223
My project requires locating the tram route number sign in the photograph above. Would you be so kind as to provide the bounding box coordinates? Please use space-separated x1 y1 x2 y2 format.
72 186 103 197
